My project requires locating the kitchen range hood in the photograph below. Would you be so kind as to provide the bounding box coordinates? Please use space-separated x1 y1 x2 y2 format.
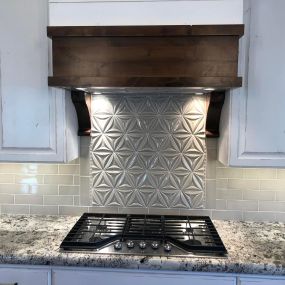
47 25 244 137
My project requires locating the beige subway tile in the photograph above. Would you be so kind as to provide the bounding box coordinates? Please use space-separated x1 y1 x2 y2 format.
16 164 58 175
44 175 74 185
44 195 74 206
260 180 285 191
15 195 43 205
206 150 216 179
29 185 58 195
73 175 80 185
275 212 285 222
89 206 119 214
215 199 227 210
0 174 15 183
59 206 87 215
0 164 22 174
74 196 80 206
227 200 258 211
259 201 285 212
35 164 58 174
80 177 91 206
216 168 243 179
180 209 212 217
216 179 228 189
15 175 43 185
228 179 259 190
277 169 285 179
148 208 180 215
244 168 277 179
59 185 79 196
118 207 148 215
206 180 216 208
206 138 217 150
0 194 14 204
243 211 276 222
0 184 28 194
243 190 275 201
30 205 59 215
80 146 90 176
59 165 79 175
276 191 285 201
212 210 242 221
1 204 30 215
216 189 242 200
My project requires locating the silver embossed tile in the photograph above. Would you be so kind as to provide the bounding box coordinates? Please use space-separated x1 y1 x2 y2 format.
90 94 208 209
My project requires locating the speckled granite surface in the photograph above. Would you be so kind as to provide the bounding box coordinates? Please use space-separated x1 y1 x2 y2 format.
0 215 284 275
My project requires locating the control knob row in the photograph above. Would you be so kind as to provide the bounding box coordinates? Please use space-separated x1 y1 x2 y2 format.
114 241 172 252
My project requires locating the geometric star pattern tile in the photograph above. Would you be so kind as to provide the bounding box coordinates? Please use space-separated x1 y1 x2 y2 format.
90 94 208 209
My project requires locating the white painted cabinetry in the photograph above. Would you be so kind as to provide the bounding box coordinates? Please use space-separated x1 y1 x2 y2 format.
49 0 243 26
0 0 79 162
52 269 236 285
239 277 285 285
0 268 49 285
218 0 285 167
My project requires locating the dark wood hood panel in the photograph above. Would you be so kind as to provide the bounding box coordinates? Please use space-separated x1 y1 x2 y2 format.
48 25 243 89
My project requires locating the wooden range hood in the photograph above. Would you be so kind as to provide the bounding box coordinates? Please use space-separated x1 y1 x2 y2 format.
47 25 244 137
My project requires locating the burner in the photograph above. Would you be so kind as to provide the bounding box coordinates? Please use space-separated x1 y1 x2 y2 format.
184 239 202 246
60 213 227 257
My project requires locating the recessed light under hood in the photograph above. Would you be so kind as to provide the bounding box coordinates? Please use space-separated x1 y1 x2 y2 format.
47 25 244 137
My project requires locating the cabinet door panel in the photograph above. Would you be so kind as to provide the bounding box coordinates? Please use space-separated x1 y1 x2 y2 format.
218 0 285 167
53 269 236 285
239 277 285 285
0 268 49 285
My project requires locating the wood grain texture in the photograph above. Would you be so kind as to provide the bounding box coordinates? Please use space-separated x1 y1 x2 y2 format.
47 25 244 38
48 25 243 89
49 76 242 88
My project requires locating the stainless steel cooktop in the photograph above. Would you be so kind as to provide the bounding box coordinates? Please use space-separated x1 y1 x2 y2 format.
60 213 227 258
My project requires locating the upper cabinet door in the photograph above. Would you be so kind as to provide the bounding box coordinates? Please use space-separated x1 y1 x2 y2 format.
0 0 78 162
49 0 243 26
218 0 285 167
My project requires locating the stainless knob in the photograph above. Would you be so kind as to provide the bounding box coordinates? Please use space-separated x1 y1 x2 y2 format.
139 241 147 249
151 241 159 250
164 243 172 252
126 240 135 249
114 241 122 250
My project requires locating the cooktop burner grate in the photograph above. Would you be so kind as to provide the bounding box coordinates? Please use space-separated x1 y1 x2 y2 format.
60 213 227 256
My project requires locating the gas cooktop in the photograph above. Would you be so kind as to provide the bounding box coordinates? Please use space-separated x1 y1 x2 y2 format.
60 213 227 258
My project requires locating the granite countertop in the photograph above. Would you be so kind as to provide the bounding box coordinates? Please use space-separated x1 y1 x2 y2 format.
0 215 284 275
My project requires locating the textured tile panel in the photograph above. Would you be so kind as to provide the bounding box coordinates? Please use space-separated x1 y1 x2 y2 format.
90 94 208 209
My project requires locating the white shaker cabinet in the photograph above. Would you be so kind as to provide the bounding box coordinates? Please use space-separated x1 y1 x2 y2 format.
0 268 49 285
218 0 285 167
239 277 285 285
0 0 79 162
52 269 236 285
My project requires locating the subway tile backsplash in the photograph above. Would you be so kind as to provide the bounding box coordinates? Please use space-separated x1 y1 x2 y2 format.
0 137 284 221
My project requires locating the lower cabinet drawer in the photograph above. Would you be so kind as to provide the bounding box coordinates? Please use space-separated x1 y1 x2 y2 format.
53 269 236 285
239 277 285 285
0 268 49 285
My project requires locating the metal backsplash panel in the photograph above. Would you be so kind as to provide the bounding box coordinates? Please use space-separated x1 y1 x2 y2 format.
90 94 207 209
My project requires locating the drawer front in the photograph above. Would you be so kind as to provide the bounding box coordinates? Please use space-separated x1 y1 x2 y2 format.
53 269 236 285
239 277 285 285
0 268 49 285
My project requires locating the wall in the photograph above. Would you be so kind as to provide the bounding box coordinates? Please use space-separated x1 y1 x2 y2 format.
0 137 284 221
